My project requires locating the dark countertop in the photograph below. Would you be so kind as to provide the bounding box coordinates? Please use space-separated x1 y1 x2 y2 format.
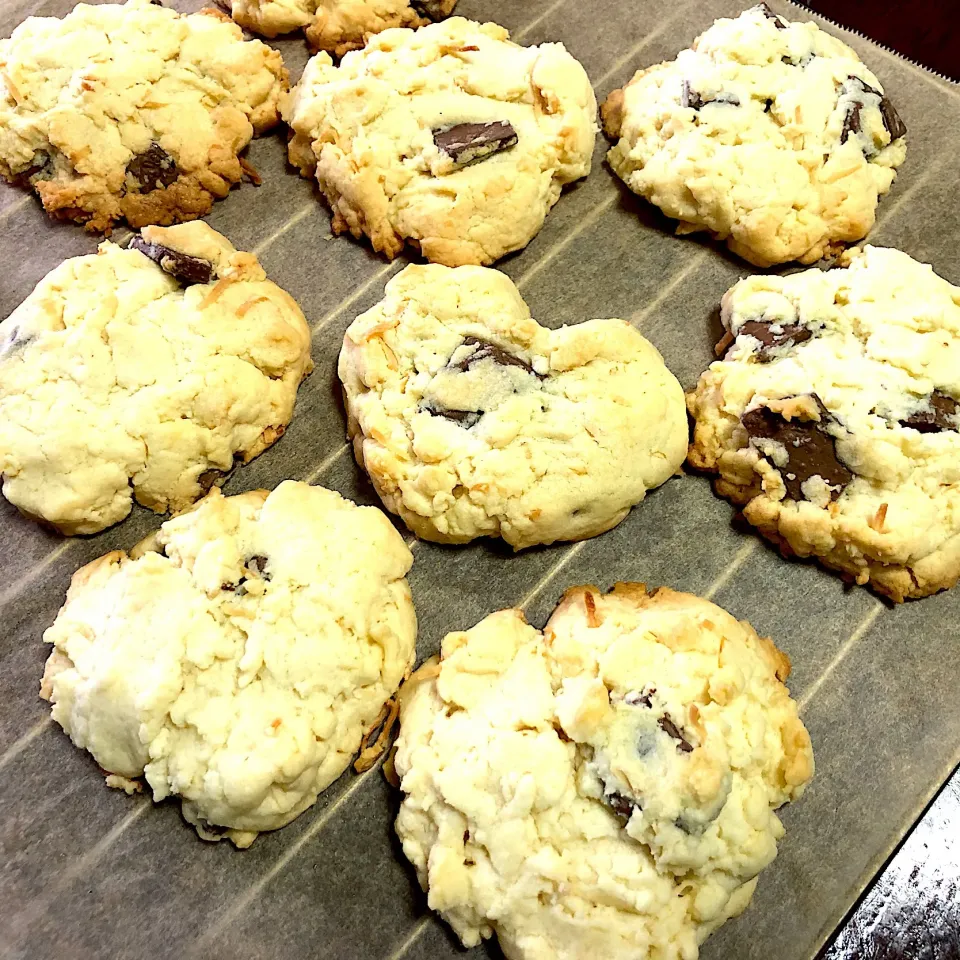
821 770 960 960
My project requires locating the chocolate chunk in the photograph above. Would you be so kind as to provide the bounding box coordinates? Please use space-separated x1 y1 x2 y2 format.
738 318 813 360
451 336 536 375
420 401 482 429
841 77 906 146
658 715 694 754
757 3 787 28
433 122 517 167
129 236 214 285
411 0 451 19
624 688 656 708
682 80 740 111
741 397 854 501
879 95 907 141
197 469 225 492
899 391 959 434
605 792 640 820
126 143 179 191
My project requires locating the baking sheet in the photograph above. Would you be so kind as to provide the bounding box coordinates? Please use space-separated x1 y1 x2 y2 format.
1 1 959 958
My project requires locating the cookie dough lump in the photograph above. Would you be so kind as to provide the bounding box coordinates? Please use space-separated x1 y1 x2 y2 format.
0 0 287 231
601 4 906 266
339 264 688 548
0 221 312 535
394 583 813 960
41 481 417 847
231 0 458 54
284 17 597 266
688 245 960 601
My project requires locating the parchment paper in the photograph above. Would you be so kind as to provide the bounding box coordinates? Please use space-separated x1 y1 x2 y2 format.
1 1 958 958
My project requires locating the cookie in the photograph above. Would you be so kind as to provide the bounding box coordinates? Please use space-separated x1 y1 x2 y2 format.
230 0 458 54
394 583 813 959
338 264 687 548
601 4 906 267
0 0 286 232
284 17 596 266
0 222 312 535
687 245 960 601
41 480 417 848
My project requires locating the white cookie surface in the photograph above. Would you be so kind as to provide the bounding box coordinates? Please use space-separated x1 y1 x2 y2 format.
688 245 960 601
0 0 286 231
284 17 596 266
394 583 813 959
0 221 312 535
339 264 687 548
231 0 457 53
41 481 417 847
601 4 906 267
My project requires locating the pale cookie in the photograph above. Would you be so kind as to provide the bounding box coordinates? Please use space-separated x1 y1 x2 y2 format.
601 4 906 267
0 0 287 232
338 264 687 548
394 583 813 960
230 0 458 54
688 245 960 602
0 222 312 535
284 17 596 266
41 480 417 848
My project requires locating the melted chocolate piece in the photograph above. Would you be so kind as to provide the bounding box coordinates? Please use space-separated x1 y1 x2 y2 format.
605 792 640 820
433 122 517 167
126 143 180 191
682 80 740 111
624 688 655 708
410 0 451 19
841 77 906 146
452 336 536 375
420 401 482 429
757 3 787 28
738 318 813 360
741 397 854 501
129 236 214 285
899 391 959 434
658 715 694 754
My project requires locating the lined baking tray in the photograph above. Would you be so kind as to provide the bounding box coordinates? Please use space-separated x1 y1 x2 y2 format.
1 1 958 958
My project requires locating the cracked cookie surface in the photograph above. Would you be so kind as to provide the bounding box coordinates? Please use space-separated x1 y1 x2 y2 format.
41 480 417 847
601 4 906 267
230 0 458 54
687 245 960 601
0 221 312 535
394 583 812 960
284 17 596 266
338 263 687 548
0 0 286 231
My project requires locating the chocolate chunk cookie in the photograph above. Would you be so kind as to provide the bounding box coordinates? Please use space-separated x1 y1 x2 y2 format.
601 5 906 266
229 0 458 52
0 222 312 535
284 17 596 266
393 583 813 959
42 481 416 847
338 263 687 549
688 246 960 601
0 0 286 232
